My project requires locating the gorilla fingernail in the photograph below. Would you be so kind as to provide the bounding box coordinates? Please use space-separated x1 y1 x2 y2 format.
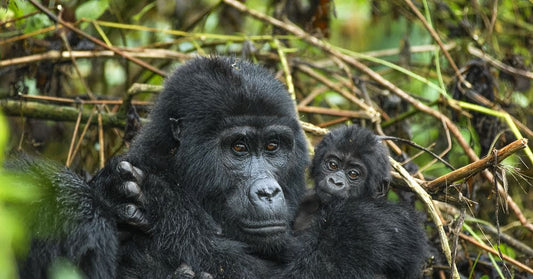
117 161 133 177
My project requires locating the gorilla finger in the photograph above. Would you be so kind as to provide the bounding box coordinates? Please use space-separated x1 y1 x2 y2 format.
117 161 134 178
173 263 195 279
121 181 141 198
117 161 144 183
198 272 213 279
118 204 149 228
131 165 144 183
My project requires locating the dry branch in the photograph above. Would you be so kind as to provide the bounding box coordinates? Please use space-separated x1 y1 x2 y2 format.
468 45 533 80
426 138 529 193
297 106 371 119
1 100 126 128
0 49 191 68
389 158 460 278
459 233 533 275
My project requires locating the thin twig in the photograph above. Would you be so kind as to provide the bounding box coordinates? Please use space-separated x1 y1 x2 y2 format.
459 233 533 275
296 64 379 120
97 106 105 169
389 158 460 278
70 107 97 166
66 108 83 167
18 94 150 106
403 0 467 87
297 106 371 119
28 0 167 77
417 117 452 174
468 45 533 80
0 49 191 68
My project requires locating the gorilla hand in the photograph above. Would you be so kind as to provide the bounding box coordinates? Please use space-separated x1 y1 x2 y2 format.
90 158 150 233
115 160 149 231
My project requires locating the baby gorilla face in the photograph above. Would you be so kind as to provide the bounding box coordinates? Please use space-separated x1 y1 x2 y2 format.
310 125 391 202
315 151 367 203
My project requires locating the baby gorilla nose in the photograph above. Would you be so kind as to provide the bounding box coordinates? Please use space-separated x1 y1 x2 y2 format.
328 177 345 188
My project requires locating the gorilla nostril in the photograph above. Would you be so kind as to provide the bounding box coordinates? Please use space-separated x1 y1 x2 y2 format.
249 178 286 207
257 187 280 201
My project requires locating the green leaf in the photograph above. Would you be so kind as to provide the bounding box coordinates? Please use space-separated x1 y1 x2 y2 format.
23 13 53 39
8 0 36 19
75 0 110 29
104 60 126 86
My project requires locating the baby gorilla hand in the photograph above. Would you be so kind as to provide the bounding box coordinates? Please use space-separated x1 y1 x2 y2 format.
115 161 149 231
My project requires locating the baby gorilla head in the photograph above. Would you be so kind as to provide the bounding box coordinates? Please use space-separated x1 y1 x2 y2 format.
293 125 391 231
310 125 390 202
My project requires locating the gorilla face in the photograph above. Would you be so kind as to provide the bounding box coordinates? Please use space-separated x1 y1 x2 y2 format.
217 123 296 249
132 57 309 256
315 150 368 203
311 125 391 201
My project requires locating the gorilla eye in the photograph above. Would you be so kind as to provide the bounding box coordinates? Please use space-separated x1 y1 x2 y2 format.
232 142 247 153
327 160 338 171
265 142 279 152
347 169 360 180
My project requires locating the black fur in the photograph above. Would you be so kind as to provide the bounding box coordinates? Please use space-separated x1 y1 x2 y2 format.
285 197 428 278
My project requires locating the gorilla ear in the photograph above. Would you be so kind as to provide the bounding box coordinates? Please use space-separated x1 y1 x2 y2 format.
169 118 182 142
375 179 390 198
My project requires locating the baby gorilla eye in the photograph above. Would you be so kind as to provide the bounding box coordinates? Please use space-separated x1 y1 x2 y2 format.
232 142 247 153
327 160 338 171
265 141 279 152
347 169 360 180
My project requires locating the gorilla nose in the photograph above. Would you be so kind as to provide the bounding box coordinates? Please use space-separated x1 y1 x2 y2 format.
328 177 344 188
250 179 285 206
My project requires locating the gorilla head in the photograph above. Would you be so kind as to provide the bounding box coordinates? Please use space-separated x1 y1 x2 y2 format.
310 125 390 202
131 57 309 256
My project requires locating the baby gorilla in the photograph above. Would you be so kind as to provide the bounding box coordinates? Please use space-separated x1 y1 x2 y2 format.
294 125 390 231
288 125 428 278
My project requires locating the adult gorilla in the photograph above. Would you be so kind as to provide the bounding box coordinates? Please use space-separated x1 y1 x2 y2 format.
97 56 310 278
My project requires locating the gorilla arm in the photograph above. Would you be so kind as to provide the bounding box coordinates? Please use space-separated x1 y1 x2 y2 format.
6 156 119 279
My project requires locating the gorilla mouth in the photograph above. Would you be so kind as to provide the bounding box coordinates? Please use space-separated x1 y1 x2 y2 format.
317 189 333 202
241 221 287 235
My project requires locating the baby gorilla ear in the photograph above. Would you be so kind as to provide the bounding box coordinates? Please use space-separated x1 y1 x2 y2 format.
170 118 183 143
375 178 390 198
